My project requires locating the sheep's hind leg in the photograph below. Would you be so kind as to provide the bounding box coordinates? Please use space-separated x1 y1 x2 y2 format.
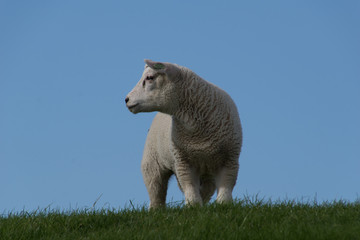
200 176 216 203
141 160 172 209
215 162 239 203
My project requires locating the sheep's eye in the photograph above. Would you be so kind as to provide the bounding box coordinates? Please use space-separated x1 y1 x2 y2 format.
143 76 154 87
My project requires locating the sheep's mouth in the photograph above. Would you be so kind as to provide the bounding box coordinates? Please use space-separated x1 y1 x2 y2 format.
127 103 139 110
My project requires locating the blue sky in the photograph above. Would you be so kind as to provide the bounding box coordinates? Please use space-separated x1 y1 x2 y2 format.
1 1 359 212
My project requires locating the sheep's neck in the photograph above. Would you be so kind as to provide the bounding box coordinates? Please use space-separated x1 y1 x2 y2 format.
172 73 219 138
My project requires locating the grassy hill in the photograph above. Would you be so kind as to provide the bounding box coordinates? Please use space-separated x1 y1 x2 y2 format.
1 198 359 240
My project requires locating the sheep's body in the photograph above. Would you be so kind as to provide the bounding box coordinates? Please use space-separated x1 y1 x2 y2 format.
126 60 242 208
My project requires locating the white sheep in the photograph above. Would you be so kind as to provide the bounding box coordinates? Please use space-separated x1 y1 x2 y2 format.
125 60 242 208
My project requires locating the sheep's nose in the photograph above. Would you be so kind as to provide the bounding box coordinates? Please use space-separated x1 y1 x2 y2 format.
125 97 129 104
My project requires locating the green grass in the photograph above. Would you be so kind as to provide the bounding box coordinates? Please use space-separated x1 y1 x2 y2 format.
1 198 360 240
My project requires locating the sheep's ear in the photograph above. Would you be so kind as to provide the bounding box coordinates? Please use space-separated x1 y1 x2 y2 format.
144 59 166 71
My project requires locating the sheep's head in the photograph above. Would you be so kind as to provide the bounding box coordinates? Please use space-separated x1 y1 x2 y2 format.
125 59 179 114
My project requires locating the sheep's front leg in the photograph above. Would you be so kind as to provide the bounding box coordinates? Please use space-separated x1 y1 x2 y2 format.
216 162 239 203
175 161 202 206
141 160 172 209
